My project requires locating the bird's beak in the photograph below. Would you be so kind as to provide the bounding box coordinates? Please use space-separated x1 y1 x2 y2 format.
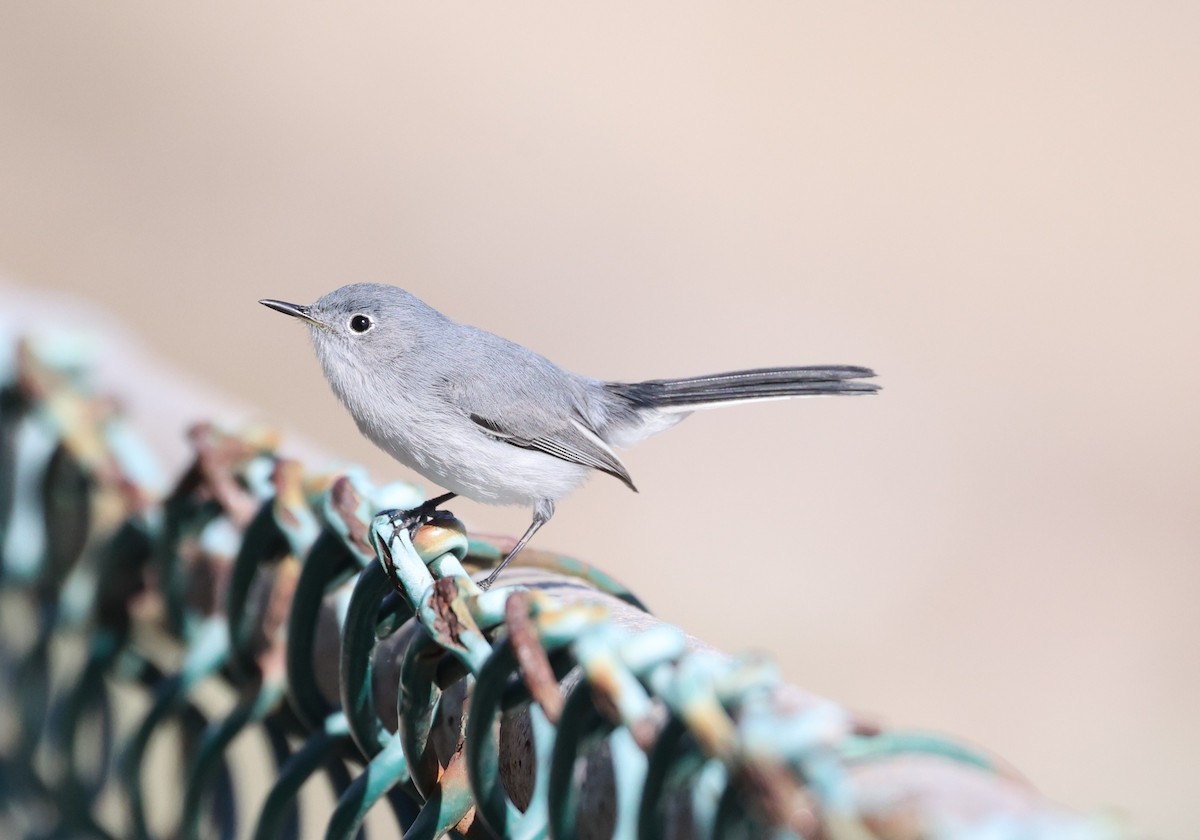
259 299 319 325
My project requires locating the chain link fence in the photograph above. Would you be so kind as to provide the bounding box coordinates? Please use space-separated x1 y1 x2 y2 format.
0 332 1121 840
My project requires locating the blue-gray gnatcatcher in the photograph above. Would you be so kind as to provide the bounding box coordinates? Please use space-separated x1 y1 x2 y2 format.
261 284 877 588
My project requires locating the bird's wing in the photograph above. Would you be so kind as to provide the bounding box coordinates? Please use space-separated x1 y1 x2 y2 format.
435 330 637 492
468 412 637 492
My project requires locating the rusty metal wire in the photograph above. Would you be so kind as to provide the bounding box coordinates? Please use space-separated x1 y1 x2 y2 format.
0 332 1123 840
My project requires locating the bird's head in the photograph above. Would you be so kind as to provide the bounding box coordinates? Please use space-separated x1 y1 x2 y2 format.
260 283 446 384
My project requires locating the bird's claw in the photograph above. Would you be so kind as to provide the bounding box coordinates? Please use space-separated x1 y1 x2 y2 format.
380 500 454 543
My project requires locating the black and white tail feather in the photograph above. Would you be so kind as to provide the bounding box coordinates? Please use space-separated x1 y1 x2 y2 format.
594 364 878 478
607 365 878 412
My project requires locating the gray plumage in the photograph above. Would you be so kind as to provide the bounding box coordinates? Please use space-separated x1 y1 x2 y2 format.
260 283 877 587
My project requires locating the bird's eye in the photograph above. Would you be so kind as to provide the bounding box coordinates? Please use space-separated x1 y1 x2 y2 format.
349 314 373 333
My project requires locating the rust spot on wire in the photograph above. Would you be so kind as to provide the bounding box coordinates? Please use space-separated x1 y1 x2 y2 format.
256 556 301 682
271 458 305 531
377 535 404 595
736 759 821 839
431 577 467 648
852 717 883 737
330 476 372 557
627 716 659 753
505 591 563 724
185 423 260 528
586 660 624 727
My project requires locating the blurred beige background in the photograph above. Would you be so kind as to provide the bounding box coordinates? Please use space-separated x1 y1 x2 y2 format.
1 3 1196 836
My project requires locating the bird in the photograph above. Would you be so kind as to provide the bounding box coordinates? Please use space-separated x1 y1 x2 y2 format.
260 283 877 588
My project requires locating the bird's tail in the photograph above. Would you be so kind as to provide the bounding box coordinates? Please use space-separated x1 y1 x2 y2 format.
605 365 879 413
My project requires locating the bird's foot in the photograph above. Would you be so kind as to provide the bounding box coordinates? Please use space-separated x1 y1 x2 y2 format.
382 507 447 542
379 492 458 543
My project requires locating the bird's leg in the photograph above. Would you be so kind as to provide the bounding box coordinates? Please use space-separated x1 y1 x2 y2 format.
380 492 458 542
478 500 554 591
